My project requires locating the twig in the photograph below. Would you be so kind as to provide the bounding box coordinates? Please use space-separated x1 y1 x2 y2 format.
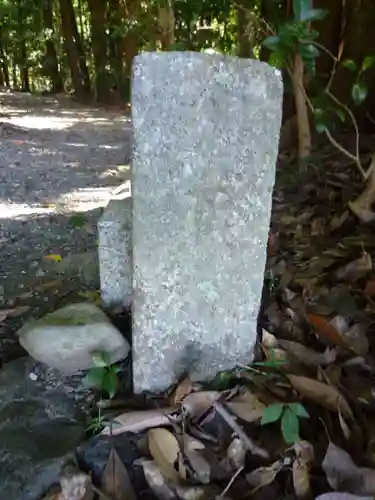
324 128 366 177
310 41 337 62
327 90 363 176
213 402 269 459
219 466 244 498
291 71 367 180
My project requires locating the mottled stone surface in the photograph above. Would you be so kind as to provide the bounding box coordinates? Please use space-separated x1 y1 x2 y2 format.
0 357 88 500
98 196 132 308
18 302 129 373
132 52 283 393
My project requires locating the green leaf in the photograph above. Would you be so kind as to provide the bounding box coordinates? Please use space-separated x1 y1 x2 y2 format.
102 370 118 399
293 0 327 22
261 404 284 425
309 29 321 40
91 350 111 367
352 82 368 105
83 367 107 388
299 43 319 58
268 51 286 68
361 56 375 72
288 403 310 418
69 214 87 228
263 35 281 51
342 59 357 72
314 108 330 134
293 0 311 22
301 8 328 21
281 407 300 444
335 108 346 122
316 123 327 133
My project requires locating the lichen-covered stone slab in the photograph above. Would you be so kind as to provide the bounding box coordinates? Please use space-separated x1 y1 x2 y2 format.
132 51 283 393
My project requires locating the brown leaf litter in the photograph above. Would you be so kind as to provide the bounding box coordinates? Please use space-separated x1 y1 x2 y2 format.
44 142 375 499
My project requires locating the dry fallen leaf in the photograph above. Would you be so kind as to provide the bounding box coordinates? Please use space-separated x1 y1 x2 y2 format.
184 448 211 484
172 377 194 404
246 459 284 488
293 441 315 467
277 339 336 367
341 323 369 357
101 448 136 500
308 314 346 347
226 390 266 424
101 408 178 436
338 405 351 440
182 391 221 419
364 278 375 297
44 253 62 262
315 494 373 500
293 457 310 499
226 437 247 470
183 434 206 451
174 484 213 500
322 441 375 496
149 428 185 483
292 441 314 499
0 305 31 322
287 374 353 419
335 252 372 282
135 458 176 500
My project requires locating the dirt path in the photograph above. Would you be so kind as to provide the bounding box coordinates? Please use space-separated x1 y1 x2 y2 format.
0 91 132 362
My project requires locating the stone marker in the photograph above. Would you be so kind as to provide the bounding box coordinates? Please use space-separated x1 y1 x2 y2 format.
18 303 129 373
98 195 132 309
132 51 283 393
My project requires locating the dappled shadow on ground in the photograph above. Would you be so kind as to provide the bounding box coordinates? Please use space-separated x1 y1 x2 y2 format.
0 91 133 207
0 91 133 362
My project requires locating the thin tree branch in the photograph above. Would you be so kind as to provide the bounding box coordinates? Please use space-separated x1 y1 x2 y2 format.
219 466 244 498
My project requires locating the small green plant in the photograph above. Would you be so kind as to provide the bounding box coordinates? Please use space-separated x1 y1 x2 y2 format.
83 350 121 399
261 402 309 444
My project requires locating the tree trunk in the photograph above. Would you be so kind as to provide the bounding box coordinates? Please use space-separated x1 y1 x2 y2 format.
12 62 18 88
87 0 110 102
158 1 175 50
236 0 254 58
43 0 63 93
67 0 90 93
19 39 30 92
2 58 10 87
107 0 125 99
77 0 85 38
118 0 142 99
293 53 311 161
58 0 90 98
0 35 10 87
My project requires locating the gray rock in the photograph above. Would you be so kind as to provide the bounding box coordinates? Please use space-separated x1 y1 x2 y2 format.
98 196 132 308
0 356 88 500
55 250 100 287
132 52 282 393
18 302 129 373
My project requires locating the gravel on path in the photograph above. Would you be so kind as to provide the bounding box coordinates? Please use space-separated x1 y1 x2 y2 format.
0 91 133 362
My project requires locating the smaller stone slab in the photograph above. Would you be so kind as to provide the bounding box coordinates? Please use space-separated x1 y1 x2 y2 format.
98 196 132 309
